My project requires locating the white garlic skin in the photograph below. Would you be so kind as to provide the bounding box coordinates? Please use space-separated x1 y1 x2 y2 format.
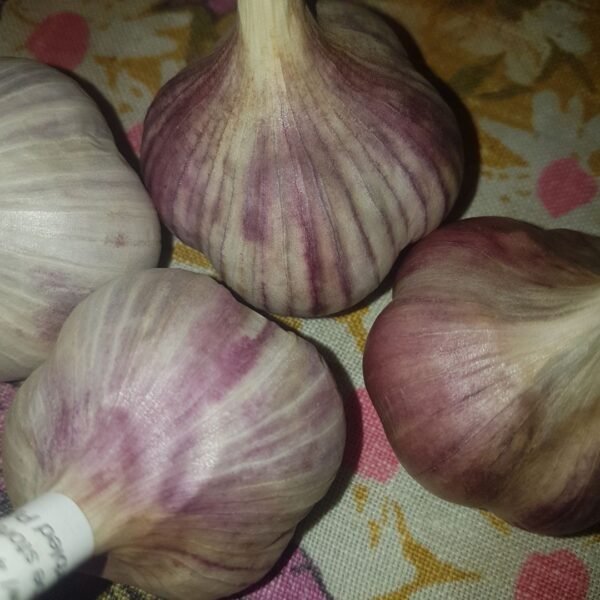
3 269 345 600
0 58 161 381
141 0 463 317
364 217 600 536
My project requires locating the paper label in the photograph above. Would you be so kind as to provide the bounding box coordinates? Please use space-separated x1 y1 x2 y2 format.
0 493 94 600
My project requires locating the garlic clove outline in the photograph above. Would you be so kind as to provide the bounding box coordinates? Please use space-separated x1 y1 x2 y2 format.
141 0 463 317
3 268 346 599
0 57 161 382
363 217 600 536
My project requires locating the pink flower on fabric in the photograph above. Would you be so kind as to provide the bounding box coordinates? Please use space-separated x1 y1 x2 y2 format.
344 388 399 483
26 12 90 71
536 157 597 217
479 91 599 221
515 550 589 600
127 122 144 157
240 547 330 599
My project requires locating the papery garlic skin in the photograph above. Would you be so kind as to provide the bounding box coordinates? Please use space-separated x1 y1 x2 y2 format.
141 0 463 316
0 58 161 381
3 269 345 599
363 217 600 536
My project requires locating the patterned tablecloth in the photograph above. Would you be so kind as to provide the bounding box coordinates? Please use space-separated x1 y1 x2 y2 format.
1 0 599 598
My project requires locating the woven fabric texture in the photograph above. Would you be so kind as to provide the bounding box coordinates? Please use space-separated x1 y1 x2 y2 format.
0 0 599 598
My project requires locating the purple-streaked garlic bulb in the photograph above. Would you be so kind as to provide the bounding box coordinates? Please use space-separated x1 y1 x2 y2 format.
0 58 160 382
141 0 463 317
363 217 600 536
2 268 345 599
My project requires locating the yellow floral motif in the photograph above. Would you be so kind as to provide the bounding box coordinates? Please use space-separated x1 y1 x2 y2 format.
353 483 370 515
366 0 598 127
584 534 600 546
352 485 481 599
172 241 217 275
95 25 189 95
479 129 528 170
117 101 133 114
479 510 512 535
377 502 481 600
334 306 370 352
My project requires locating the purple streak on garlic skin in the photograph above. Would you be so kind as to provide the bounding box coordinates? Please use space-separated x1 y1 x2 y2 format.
141 0 463 317
0 58 161 381
363 217 600 536
3 269 345 600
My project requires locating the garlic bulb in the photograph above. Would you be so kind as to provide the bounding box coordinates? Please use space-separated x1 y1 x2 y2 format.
141 0 463 316
0 57 160 381
3 268 345 599
363 217 600 536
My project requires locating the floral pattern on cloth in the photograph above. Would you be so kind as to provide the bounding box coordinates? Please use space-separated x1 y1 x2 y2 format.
443 0 591 86
479 90 599 218
0 0 599 599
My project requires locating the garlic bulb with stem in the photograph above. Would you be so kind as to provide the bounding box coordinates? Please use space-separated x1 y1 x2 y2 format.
363 217 600 536
141 0 463 317
0 57 161 382
2 268 346 599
